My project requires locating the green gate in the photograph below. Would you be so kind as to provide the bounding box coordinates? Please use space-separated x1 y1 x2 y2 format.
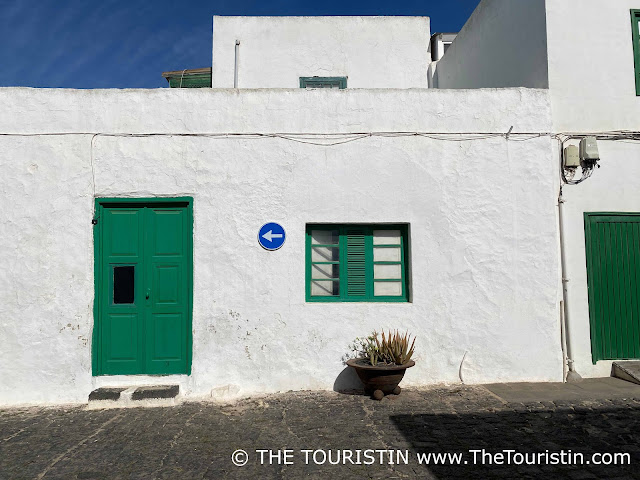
585 213 640 363
93 198 193 375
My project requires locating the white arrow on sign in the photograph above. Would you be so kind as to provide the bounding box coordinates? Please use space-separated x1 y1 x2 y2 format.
262 230 283 242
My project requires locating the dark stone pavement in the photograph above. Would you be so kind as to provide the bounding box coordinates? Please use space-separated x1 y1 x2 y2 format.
2 379 640 479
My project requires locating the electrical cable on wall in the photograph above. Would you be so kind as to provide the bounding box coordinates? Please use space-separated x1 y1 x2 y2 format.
3 129 640 140
2 128 640 149
0 130 550 146
5 129 639 197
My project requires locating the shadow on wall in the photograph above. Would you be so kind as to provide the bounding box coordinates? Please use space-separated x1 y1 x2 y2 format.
390 406 638 479
333 366 365 395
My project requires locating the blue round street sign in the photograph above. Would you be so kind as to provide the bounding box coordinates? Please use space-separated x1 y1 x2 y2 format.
258 222 286 251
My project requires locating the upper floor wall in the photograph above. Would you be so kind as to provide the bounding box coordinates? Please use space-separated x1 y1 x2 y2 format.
435 0 548 89
434 0 640 132
211 16 431 89
546 0 640 131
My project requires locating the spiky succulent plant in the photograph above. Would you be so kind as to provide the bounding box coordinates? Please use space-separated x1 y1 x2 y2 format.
350 330 415 366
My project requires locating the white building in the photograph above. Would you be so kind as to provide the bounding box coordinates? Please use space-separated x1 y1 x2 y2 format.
435 0 640 382
211 16 431 88
0 1 636 406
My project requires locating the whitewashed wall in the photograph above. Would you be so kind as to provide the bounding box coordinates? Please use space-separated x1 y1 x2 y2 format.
211 16 431 88
546 0 640 132
0 87 560 406
546 1 640 377
435 0 548 89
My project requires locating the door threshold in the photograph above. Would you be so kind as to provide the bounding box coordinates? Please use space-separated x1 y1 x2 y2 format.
87 384 181 409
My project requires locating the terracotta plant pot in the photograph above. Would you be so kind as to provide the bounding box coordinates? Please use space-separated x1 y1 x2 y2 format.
346 358 415 400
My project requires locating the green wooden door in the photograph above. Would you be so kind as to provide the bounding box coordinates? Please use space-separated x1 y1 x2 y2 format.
585 213 640 363
94 199 192 375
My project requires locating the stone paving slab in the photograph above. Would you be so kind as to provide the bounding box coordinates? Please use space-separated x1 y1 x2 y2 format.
613 362 640 386
485 377 640 403
1 384 639 479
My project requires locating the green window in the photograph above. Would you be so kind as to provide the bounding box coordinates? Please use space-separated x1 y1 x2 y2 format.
162 68 212 88
305 224 409 302
632 10 640 95
300 77 347 89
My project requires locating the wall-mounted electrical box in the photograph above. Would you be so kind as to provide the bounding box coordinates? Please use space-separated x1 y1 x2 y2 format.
563 145 580 168
580 137 600 162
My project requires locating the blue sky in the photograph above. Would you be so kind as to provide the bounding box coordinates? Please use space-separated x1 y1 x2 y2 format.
0 0 480 89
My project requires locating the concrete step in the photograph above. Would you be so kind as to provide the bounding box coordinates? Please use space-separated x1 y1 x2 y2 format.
131 385 180 400
88 385 180 406
88 387 127 401
612 361 640 385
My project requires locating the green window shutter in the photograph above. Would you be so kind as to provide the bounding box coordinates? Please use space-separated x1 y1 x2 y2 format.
345 227 367 298
306 224 409 303
631 10 640 95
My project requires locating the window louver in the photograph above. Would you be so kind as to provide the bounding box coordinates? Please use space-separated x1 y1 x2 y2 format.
346 229 366 297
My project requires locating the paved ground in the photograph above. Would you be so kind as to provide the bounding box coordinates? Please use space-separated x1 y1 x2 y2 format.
2 379 640 479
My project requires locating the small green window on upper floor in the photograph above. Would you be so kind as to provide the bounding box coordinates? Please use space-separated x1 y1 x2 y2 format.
300 77 347 89
631 10 640 95
305 224 410 302
162 68 212 88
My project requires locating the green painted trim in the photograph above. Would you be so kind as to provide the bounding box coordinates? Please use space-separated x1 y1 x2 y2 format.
306 298 409 303
584 213 596 364
98 197 192 205
92 200 102 375
93 197 194 376
186 200 194 375
299 76 347 89
632 10 640 95
401 226 408 300
305 228 312 301
585 212 640 218
305 224 409 302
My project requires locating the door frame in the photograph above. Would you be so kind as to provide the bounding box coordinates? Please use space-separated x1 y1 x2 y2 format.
92 197 194 376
